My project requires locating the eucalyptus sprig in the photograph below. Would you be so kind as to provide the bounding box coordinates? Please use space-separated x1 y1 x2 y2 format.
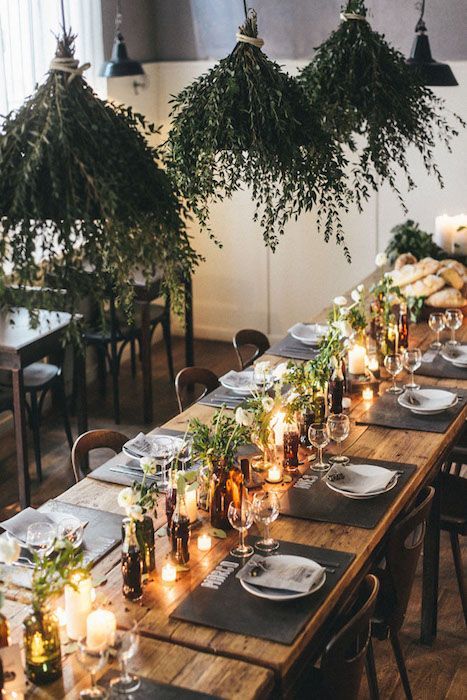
189 408 250 470
300 0 464 208
31 539 88 610
167 8 351 256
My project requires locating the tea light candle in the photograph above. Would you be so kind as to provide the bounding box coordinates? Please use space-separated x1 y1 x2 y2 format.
362 387 374 402
162 562 177 583
267 464 282 483
185 486 198 525
368 356 379 373
348 345 366 375
64 572 93 640
30 631 46 663
197 534 212 552
342 396 352 411
86 609 116 651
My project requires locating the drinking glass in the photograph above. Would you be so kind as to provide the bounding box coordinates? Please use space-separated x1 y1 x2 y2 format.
252 491 280 552
57 515 84 549
151 437 175 487
77 640 109 699
428 312 446 350
26 522 57 559
308 423 330 473
445 308 463 346
327 414 350 465
109 621 140 694
384 354 403 394
175 437 192 471
402 348 422 390
227 499 254 558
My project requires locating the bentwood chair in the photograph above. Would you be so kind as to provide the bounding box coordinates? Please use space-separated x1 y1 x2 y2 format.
233 329 270 370
175 367 219 413
298 575 379 699
367 487 434 700
71 429 129 483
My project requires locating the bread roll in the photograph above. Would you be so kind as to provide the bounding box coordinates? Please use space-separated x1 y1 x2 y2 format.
390 263 427 287
395 253 417 270
438 259 466 276
419 257 441 276
439 267 464 290
426 288 467 308
402 274 445 298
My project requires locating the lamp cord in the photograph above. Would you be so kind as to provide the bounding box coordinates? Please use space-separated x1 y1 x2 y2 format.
60 0 66 32
243 0 248 20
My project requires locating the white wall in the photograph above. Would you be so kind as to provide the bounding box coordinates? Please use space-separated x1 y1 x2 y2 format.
107 61 467 342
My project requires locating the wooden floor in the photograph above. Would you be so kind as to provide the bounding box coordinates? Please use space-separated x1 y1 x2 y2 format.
0 337 465 699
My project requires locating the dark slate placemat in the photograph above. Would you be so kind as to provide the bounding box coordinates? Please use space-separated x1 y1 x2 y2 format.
197 385 246 409
268 335 320 361
356 387 466 434
279 458 416 529
100 671 218 699
170 538 354 645
416 352 467 380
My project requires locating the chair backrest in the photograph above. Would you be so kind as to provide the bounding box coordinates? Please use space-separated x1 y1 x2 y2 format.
383 486 434 632
320 574 379 700
71 429 129 482
175 367 219 413
233 329 270 370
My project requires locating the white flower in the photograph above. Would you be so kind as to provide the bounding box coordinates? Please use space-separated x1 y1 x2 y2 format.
273 362 289 381
335 320 353 338
0 536 21 565
330 355 338 369
351 288 361 303
140 457 157 476
333 296 348 307
117 487 138 510
339 307 349 318
286 391 299 405
235 407 254 428
254 360 271 378
357 283 365 293
126 504 144 522
375 252 387 268
261 397 275 413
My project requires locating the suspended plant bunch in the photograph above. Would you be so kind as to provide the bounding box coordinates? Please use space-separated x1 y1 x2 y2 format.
299 0 463 206
167 7 352 257
0 31 201 330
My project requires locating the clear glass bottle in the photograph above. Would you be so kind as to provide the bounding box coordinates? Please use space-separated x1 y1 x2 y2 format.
23 605 62 684
121 518 143 602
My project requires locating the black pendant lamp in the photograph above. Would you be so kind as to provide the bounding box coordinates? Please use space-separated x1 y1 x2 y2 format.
100 0 144 78
406 0 458 86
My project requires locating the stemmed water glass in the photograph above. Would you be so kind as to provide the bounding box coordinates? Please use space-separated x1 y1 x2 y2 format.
26 522 57 559
384 353 403 394
428 312 446 350
175 436 192 471
57 515 84 549
252 491 280 552
445 308 463 346
109 621 140 694
151 437 175 487
327 413 350 465
77 639 109 699
227 499 254 558
402 348 422 391
308 423 330 473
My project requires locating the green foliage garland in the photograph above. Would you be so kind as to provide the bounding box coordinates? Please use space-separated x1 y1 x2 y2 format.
167 9 351 257
189 408 250 470
299 0 463 207
0 32 201 329
385 219 451 264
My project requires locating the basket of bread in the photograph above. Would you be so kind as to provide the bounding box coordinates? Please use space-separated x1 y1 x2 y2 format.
389 254 467 316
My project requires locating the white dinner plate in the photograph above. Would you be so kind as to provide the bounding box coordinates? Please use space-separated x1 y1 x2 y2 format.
440 346 467 366
289 323 328 347
123 436 185 461
219 369 263 396
398 389 457 415
239 555 326 601
325 474 399 499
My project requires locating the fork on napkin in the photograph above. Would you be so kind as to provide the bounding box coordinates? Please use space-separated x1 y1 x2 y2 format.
326 464 399 494
236 554 325 593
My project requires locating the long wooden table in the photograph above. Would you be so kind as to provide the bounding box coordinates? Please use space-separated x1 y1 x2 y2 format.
5 277 466 698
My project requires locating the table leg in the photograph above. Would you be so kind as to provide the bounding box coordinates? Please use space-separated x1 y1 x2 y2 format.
421 471 441 645
185 276 194 367
140 301 153 424
11 368 30 509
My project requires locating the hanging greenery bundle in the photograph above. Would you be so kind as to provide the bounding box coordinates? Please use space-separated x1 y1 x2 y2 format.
167 7 351 256
0 31 201 328
299 0 463 205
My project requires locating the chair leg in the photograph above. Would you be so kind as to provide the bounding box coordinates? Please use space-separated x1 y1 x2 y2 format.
130 338 137 379
162 317 175 383
28 390 42 482
55 377 73 449
96 346 107 397
365 638 380 700
449 532 467 626
389 631 413 700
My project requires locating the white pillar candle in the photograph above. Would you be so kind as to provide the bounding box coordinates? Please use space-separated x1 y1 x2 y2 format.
161 562 177 582
185 486 198 525
197 534 212 551
64 573 93 640
451 214 467 255
273 411 286 446
86 609 116 650
348 345 366 375
434 214 460 253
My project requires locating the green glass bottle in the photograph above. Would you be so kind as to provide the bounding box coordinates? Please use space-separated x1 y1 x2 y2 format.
23 606 62 684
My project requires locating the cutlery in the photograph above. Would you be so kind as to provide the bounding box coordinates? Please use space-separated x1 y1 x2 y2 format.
403 391 420 406
110 467 158 482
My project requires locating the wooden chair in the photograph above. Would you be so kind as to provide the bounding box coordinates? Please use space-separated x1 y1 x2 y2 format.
71 429 129 483
298 575 379 699
233 329 270 370
368 487 435 700
175 367 219 413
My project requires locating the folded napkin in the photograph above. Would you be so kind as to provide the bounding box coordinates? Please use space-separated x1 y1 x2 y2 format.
1 508 54 542
326 464 397 495
422 350 437 364
236 554 324 593
124 432 153 457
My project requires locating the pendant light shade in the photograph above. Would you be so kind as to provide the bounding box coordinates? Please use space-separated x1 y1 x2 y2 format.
406 1 458 86
99 0 144 79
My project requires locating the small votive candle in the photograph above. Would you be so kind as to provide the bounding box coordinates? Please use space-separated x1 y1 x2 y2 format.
197 534 212 552
64 572 93 640
162 562 177 583
267 464 282 483
86 609 116 651
362 387 374 402
368 355 379 372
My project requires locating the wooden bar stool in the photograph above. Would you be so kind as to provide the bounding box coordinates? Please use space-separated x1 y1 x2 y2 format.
71 429 129 482
233 329 270 370
175 367 219 413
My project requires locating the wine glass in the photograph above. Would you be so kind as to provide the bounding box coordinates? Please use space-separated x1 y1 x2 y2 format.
227 499 254 558
402 348 422 391
26 522 57 559
428 312 446 350
252 491 280 552
384 354 403 394
445 308 463 346
109 621 140 694
327 413 350 465
175 436 192 471
308 423 330 473
57 515 84 549
77 639 109 699
151 437 175 487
